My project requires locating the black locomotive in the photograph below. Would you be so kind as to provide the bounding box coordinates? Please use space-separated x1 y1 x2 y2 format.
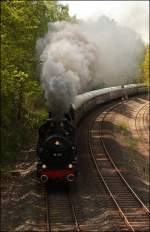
36 107 77 183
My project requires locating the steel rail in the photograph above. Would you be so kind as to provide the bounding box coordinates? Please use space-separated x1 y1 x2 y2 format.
135 103 149 139
89 143 134 231
66 187 81 232
89 99 149 231
143 104 149 138
142 104 149 137
43 186 51 232
99 101 150 216
44 185 81 232
88 112 134 231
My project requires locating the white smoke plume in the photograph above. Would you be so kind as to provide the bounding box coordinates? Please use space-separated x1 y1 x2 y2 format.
36 16 144 117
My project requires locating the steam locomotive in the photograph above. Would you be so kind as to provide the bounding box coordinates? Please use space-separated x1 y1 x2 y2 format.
37 108 78 183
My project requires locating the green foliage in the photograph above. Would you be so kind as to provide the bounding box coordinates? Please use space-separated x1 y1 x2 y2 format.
1 0 71 167
118 122 138 150
45 1 71 21
127 137 138 150
137 45 149 86
142 45 149 86
118 122 129 135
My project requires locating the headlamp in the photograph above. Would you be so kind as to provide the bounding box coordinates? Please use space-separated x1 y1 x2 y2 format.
42 164 47 169
68 164 73 169
55 140 60 145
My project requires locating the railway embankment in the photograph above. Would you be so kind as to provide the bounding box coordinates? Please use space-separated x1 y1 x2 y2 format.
100 95 149 206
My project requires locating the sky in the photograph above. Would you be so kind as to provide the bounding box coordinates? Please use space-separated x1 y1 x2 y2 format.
60 1 149 44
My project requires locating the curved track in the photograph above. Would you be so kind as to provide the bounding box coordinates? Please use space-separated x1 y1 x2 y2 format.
44 185 81 232
89 101 150 231
135 103 149 143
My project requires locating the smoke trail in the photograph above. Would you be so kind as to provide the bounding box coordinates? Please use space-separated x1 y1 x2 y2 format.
36 16 144 117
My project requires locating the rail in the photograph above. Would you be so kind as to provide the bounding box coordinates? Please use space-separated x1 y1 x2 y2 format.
89 99 150 231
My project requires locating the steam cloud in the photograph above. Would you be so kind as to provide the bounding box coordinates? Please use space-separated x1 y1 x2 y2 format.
36 16 144 118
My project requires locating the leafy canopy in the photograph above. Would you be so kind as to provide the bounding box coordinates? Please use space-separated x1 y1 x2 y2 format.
1 0 71 168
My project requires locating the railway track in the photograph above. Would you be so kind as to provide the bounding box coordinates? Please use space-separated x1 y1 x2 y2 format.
44 185 81 232
135 103 149 142
143 105 149 138
89 101 150 231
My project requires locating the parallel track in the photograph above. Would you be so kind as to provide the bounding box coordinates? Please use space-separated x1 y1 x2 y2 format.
44 185 81 232
89 100 150 231
135 103 149 141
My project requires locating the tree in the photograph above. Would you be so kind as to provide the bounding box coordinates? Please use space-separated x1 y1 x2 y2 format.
141 45 149 86
1 0 71 167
